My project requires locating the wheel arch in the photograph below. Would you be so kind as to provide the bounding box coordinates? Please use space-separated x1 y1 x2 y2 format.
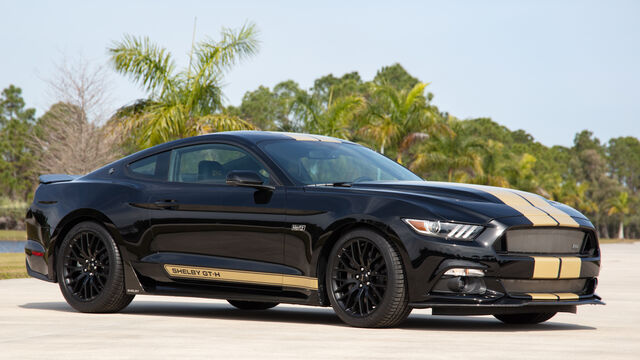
314 219 410 306
48 209 120 282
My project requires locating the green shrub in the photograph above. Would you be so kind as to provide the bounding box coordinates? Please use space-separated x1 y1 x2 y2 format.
0 197 29 230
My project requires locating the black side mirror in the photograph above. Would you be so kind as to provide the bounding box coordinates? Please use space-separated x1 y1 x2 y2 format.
226 170 275 191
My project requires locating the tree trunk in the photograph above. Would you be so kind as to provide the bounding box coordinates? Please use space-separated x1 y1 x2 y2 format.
618 221 624 239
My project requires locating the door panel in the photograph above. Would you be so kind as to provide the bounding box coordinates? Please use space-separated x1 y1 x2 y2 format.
148 184 287 266
140 142 291 293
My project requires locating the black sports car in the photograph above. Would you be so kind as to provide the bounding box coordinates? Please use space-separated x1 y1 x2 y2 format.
25 131 603 327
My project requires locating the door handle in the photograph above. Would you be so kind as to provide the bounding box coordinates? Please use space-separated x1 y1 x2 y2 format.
153 200 178 209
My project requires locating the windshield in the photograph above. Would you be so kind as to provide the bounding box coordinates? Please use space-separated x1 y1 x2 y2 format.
259 140 422 185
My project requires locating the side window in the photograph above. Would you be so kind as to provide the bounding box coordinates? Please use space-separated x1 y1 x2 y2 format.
128 151 170 181
169 143 271 184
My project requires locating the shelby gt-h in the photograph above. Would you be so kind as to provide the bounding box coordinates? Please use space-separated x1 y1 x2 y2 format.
25 131 603 327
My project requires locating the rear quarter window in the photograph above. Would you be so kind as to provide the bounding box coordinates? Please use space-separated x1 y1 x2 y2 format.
128 151 170 181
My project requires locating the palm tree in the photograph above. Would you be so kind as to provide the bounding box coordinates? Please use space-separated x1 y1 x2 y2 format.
361 82 447 162
607 192 630 239
109 23 259 148
473 140 510 187
294 89 365 139
410 119 484 182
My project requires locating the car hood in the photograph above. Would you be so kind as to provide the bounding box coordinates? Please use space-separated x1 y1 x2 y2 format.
349 181 588 226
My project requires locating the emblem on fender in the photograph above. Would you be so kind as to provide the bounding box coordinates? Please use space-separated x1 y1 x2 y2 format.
291 224 306 231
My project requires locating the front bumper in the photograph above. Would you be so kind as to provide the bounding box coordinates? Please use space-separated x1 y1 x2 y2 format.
399 218 602 312
410 295 604 315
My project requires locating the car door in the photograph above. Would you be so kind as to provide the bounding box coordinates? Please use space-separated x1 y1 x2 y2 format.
143 142 292 291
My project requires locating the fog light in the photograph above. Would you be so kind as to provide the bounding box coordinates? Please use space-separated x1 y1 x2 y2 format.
446 276 487 295
444 268 484 277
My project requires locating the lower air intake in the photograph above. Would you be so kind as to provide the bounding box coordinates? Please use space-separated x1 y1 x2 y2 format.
501 279 587 294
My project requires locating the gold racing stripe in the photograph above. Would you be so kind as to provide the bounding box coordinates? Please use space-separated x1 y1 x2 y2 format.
559 257 582 279
531 256 560 279
277 132 341 142
516 191 580 227
475 187 558 226
283 274 319 290
164 264 318 290
526 293 559 300
310 135 342 143
554 293 580 300
283 133 319 141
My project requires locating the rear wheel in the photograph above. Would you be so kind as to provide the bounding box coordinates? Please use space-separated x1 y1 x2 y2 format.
326 229 411 328
227 300 278 310
56 221 134 313
494 312 557 324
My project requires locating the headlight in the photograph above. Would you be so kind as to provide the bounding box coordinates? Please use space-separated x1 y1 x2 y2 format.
403 219 483 240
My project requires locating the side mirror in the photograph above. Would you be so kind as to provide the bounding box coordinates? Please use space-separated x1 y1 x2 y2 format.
226 170 275 191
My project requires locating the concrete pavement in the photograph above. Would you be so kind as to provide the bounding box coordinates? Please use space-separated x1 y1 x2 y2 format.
1 243 639 359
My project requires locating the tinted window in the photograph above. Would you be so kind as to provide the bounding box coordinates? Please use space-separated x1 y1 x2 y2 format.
128 152 170 181
259 140 421 185
170 143 271 184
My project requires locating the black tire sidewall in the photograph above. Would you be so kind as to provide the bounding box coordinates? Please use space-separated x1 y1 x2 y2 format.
56 221 123 312
326 229 407 327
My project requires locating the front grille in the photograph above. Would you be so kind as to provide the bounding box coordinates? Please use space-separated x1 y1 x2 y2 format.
501 279 586 294
505 228 586 254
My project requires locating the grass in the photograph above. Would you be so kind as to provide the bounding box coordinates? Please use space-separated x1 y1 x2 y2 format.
0 229 26 241
0 253 28 280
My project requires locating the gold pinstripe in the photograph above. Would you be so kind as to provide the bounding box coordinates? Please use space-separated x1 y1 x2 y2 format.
164 265 318 290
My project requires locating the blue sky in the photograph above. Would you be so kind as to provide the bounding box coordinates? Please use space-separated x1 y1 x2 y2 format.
1 0 638 147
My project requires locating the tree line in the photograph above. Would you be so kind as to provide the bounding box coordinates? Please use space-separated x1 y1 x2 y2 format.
0 23 637 238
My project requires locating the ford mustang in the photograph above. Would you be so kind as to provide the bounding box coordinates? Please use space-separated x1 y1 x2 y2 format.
24 131 603 327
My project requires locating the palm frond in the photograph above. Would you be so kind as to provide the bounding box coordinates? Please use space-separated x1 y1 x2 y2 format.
401 82 428 115
109 35 176 96
192 22 259 84
196 114 255 133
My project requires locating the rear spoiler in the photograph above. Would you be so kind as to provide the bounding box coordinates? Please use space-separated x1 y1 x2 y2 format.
39 174 80 184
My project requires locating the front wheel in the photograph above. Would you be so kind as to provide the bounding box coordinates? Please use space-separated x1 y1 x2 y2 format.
326 229 411 328
494 312 557 324
56 221 134 313
227 300 278 310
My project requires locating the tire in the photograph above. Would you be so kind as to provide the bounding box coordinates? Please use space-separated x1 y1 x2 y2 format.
56 221 134 313
227 300 279 310
494 312 557 324
326 229 411 328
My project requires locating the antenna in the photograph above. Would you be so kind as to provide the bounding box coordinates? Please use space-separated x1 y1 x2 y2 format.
188 16 197 78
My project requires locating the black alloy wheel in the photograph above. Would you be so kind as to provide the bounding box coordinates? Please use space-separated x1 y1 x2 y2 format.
327 229 411 327
331 238 386 317
56 221 134 313
62 231 109 301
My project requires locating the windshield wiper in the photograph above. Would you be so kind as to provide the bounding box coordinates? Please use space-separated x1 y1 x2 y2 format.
308 182 353 187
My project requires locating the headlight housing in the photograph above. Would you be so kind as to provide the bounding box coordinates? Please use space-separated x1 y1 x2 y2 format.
403 219 483 240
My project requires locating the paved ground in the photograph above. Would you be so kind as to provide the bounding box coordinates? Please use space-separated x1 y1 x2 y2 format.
1 243 639 359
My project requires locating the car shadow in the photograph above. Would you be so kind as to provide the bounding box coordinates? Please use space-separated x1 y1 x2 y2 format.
20 301 596 332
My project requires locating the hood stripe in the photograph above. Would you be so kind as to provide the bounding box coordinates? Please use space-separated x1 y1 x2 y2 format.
515 191 580 227
479 187 559 226
451 183 579 227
